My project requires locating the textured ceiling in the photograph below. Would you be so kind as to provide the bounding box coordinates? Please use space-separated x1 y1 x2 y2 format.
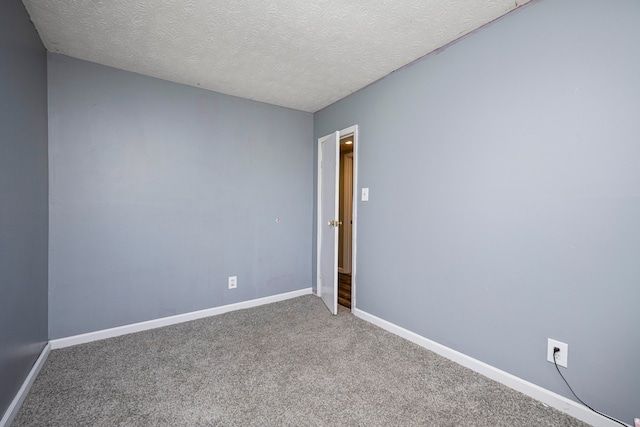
22 0 530 112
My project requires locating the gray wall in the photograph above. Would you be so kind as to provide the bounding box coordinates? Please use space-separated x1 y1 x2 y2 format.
48 54 313 339
315 0 640 423
0 0 49 419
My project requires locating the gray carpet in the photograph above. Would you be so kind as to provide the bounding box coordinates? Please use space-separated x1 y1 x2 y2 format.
14 295 588 426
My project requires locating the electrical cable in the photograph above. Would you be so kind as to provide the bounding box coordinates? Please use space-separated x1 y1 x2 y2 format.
552 348 627 426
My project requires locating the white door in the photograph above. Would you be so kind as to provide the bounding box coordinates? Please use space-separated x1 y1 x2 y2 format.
318 131 340 315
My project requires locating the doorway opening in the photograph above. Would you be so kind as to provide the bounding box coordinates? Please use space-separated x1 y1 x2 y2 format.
338 135 354 309
316 125 358 315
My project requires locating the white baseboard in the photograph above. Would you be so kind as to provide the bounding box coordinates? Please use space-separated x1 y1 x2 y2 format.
51 288 312 350
0 343 51 427
353 308 628 427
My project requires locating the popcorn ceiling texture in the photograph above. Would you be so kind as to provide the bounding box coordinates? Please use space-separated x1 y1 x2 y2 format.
22 0 530 112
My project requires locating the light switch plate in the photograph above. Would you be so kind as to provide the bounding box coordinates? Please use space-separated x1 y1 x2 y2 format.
361 187 369 201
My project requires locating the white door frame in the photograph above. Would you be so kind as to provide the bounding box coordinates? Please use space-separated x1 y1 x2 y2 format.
317 125 358 311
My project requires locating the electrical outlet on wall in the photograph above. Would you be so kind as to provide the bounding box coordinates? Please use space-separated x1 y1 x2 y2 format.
547 338 568 368
228 276 237 289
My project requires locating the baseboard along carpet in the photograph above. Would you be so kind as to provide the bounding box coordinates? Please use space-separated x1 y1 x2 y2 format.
13 295 588 426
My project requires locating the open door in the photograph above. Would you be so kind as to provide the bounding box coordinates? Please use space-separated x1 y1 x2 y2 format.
318 131 340 315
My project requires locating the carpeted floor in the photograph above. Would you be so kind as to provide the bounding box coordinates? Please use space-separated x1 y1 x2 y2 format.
14 295 588 426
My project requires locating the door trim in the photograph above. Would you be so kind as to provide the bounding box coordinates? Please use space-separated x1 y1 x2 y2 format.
316 125 358 311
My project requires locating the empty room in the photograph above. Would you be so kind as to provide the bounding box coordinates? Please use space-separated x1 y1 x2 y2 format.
1 0 638 425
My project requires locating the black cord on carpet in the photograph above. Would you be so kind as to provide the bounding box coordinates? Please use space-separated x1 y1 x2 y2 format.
552 349 626 426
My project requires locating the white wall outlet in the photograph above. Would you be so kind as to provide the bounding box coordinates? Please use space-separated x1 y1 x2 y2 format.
228 276 237 289
547 338 568 368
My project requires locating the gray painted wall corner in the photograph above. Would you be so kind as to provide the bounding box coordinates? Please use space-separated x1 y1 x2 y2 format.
47 54 314 339
0 0 49 419
314 0 640 423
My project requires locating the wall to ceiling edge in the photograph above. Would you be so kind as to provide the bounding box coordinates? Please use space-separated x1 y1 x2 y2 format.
47 53 314 339
314 0 640 423
0 0 49 419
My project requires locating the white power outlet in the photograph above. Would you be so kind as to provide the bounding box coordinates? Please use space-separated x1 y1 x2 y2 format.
228 276 237 289
547 338 568 368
